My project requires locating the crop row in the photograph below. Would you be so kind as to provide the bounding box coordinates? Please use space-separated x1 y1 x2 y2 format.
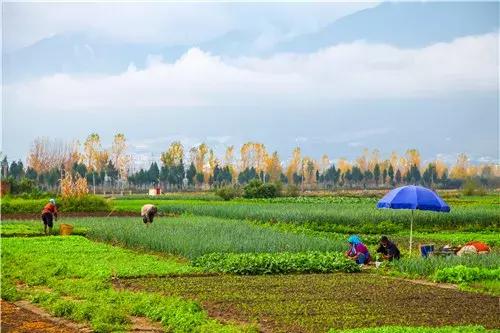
157 201 499 232
192 251 360 275
73 217 346 259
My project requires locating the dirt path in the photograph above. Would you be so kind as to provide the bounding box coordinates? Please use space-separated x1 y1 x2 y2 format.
0 300 86 333
1 300 165 333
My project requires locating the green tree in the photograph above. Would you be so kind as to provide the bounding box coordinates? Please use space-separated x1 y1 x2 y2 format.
373 164 381 186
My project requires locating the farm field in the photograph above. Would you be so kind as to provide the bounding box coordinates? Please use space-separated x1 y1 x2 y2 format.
116 273 500 332
1 193 499 332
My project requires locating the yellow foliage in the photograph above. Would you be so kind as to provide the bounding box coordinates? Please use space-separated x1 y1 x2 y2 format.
61 173 89 198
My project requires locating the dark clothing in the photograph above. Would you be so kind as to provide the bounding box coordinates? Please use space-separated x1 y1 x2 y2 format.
42 212 54 227
142 206 158 224
377 241 401 261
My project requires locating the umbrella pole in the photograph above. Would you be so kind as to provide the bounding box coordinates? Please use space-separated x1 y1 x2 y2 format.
409 210 414 256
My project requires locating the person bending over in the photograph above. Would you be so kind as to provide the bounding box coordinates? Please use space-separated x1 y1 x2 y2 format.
376 236 401 261
141 204 158 227
41 198 58 235
345 235 371 265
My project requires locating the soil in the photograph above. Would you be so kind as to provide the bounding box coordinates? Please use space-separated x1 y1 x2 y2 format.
1 300 165 333
0 300 85 333
115 273 500 333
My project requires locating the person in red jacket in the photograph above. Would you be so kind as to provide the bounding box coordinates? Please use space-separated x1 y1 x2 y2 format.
41 199 58 235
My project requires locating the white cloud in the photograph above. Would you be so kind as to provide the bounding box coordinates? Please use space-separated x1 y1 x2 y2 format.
3 2 376 51
6 33 498 113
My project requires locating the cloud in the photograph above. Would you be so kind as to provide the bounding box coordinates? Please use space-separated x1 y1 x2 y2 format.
3 2 376 51
7 33 497 114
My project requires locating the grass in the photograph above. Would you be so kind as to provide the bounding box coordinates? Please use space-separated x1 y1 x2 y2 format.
1 236 251 332
117 273 500 332
0 222 88 237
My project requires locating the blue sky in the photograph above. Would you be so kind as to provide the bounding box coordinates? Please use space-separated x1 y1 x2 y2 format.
2 1 499 167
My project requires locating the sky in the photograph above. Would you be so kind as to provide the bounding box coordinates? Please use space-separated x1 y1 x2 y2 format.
2 1 499 168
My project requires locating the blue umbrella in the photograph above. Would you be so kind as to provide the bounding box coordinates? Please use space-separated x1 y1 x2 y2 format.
377 185 450 255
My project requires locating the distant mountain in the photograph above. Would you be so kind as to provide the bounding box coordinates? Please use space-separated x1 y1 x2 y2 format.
4 2 498 82
277 2 499 52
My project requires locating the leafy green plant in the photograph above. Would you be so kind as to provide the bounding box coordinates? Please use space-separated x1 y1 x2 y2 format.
243 179 280 198
433 265 500 284
192 251 360 275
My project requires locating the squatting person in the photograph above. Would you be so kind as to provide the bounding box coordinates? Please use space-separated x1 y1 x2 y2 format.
41 198 58 235
345 235 371 265
141 204 158 227
376 235 401 261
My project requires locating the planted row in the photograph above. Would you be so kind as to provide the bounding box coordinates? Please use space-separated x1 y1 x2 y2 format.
157 201 499 232
192 251 360 275
434 265 500 284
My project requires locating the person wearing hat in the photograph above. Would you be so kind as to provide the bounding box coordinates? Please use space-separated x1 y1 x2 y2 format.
345 235 371 265
41 198 58 235
141 204 158 227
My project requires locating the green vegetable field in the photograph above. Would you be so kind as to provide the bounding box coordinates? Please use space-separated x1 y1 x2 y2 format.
1 193 499 332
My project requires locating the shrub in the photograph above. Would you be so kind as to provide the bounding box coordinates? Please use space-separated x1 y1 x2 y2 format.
243 179 280 199
285 184 300 197
192 251 360 275
216 186 241 201
462 178 486 196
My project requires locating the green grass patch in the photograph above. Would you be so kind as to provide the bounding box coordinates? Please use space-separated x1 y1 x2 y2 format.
0 221 88 237
1 236 250 332
1 195 111 214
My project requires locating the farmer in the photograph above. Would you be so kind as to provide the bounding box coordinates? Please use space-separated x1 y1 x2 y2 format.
456 241 491 256
141 204 158 226
345 235 371 265
41 198 58 235
376 236 401 261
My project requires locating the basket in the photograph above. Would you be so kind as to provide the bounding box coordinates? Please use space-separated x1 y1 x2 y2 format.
60 223 74 236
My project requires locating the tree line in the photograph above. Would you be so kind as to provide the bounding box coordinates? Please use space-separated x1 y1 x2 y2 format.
1 134 499 195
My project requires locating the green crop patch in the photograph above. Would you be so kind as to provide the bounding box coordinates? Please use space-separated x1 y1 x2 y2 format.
192 251 360 275
74 216 346 259
1 236 252 332
152 198 499 233
116 273 500 333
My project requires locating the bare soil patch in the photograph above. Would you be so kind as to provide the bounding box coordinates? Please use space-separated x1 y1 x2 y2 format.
0 300 88 333
115 273 500 333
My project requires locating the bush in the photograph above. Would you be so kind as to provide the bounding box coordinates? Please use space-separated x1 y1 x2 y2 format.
215 186 241 201
192 251 360 275
285 184 300 197
59 195 111 212
243 179 280 199
462 178 486 196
